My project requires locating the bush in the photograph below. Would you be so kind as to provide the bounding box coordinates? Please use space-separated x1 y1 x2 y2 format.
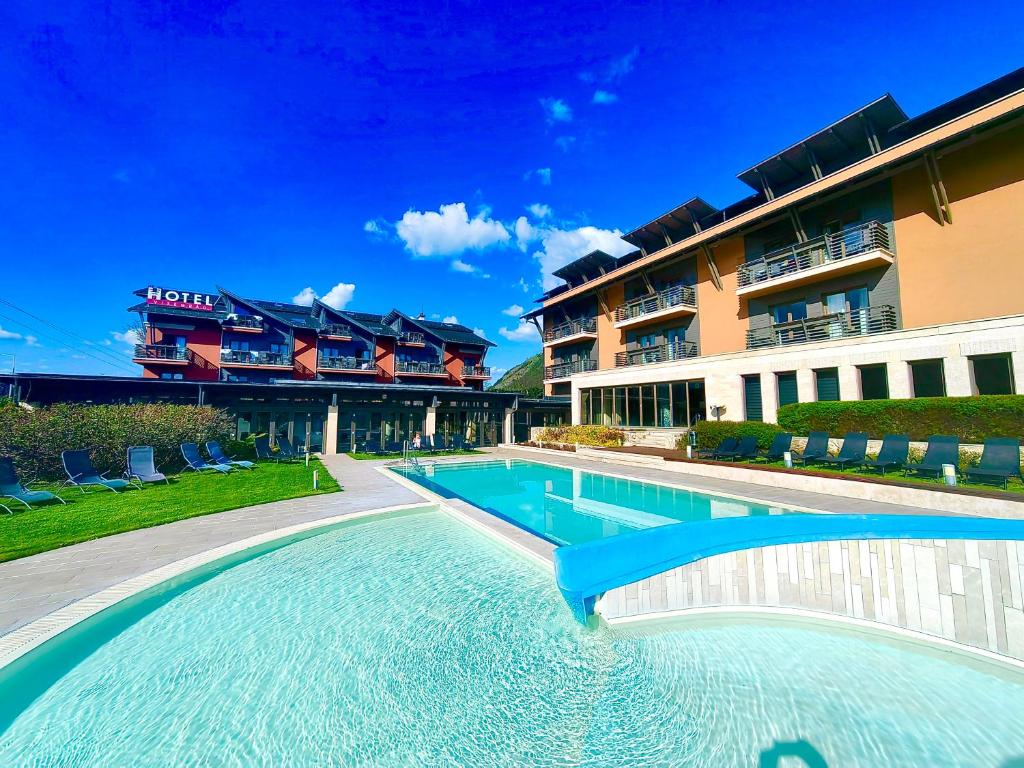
682 420 782 452
536 424 625 447
0 404 234 480
776 396 1024 443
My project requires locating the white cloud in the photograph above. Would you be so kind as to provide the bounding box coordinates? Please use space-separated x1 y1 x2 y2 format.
514 216 536 251
593 90 618 104
523 167 552 186
292 287 318 306
451 259 491 278
499 321 541 342
25 335 40 347
539 97 572 124
472 327 489 340
608 47 639 80
321 282 356 310
527 203 551 219
531 225 634 290
516 277 531 293
502 304 525 317
442 315 459 324
111 330 136 345
396 202 510 257
363 219 382 233
0 326 22 340
555 136 576 152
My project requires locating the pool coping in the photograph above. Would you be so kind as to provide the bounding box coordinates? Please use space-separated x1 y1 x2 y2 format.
606 604 1024 673
0 502 433 673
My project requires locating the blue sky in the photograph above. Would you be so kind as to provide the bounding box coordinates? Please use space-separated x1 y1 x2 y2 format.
1 0 1022 380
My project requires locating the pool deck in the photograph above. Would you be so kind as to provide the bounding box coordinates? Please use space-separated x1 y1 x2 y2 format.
0 447 981 639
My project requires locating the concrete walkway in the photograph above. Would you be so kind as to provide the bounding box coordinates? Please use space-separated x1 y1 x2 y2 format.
0 455 420 636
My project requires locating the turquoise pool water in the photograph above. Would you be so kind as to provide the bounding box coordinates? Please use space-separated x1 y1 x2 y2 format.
394 458 801 544
2 507 1023 765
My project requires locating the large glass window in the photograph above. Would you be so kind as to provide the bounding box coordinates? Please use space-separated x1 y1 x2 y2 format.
972 354 1015 395
599 389 613 426
612 388 625 427
580 378 706 428
671 383 688 426
771 301 807 325
687 380 706 425
640 385 655 427
626 386 641 427
859 364 889 400
656 383 671 427
910 359 945 397
581 390 592 425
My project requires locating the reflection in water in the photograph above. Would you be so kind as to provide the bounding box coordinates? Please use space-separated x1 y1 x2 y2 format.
760 739 829 767
395 459 800 545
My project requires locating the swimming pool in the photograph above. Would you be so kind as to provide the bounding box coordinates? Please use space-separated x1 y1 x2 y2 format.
2 507 1022 765
393 458 804 545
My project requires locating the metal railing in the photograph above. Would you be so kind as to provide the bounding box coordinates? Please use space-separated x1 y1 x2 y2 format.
133 344 187 362
220 349 292 366
399 331 425 344
544 359 598 379
320 323 353 337
318 355 374 371
746 305 898 349
614 339 699 367
614 284 697 323
737 220 892 289
222 315 263 329
395 360 445 375
543 317 598 343
461 365 491 378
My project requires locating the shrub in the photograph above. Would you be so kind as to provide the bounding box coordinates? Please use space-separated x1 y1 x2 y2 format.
536 424 625 447
776 396 1024 443
0 403 234 480
683 420 781 451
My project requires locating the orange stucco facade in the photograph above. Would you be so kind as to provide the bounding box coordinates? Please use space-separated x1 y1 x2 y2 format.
893 125 1024 329
292 330 318 380
696 236 747 355
596 282 625 369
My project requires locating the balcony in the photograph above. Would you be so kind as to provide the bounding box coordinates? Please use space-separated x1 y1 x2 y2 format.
461 365 492 379
614 284 697 329
320 324 353 339
133 344 188 364
220 349 292 367
222 316 263 332
544 359 598 380
543 318 598 347
745 305 898 350
395 360 446 376
614 340 698 367
736 221 894 298
317 355 376 373
398 331 426 346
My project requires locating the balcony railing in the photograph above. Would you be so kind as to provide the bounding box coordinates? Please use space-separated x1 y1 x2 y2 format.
320 323 353 337
223 315 263 329
543 317 598 343
134 344 187 362
614 284 697 323
746 305 898 349
318 355 374 371
544 359 598 379
614 340 699 367
736 221 892 289
461 365 491 378
399 331 425 344
395 360 445 375
220 349 292 366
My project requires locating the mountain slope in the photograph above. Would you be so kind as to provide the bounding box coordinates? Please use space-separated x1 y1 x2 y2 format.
489 353 543 397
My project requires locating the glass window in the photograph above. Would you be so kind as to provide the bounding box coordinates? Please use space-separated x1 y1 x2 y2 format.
612 388 625 427
640 385 655 427
159 372 184 380
972 354 1015 395
626 386 641 427
910 359 946 398
599 389 613 426
672 382 689 426
656 383 671 427
859 364 889 400
771 301 807 325
581 390 592 425
236 412 253 439
229 339 250 352
687 381 706 425
637 333 657 348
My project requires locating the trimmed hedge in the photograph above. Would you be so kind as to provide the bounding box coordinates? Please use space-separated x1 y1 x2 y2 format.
681 420 781 451
776 396 1024 442
536 424 626 447
0 403 234 480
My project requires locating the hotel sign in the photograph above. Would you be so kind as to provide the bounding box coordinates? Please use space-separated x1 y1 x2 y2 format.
145 286 216 311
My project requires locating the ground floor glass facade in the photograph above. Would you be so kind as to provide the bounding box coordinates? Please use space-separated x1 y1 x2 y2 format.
580 380 706 428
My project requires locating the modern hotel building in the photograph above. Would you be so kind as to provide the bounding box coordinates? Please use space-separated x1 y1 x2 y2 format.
525 67 1024 440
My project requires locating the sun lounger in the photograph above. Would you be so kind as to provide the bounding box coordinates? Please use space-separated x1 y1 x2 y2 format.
903 435 959 479
206 441 255 470
720 436 759 461
819 432 869 470
965 438 1023 489
126 445 169 485
861 434 909 475
1 456 66 511
755 433 792 463
708 437 739 460
254 436 284 462
181 443 232 473
61 449 131 493
792 432 830 466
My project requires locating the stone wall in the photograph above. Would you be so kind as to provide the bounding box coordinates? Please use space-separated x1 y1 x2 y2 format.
600 537 1024 661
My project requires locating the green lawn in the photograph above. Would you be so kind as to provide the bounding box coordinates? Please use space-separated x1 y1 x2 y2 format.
0 460 340 563
348 449 486 461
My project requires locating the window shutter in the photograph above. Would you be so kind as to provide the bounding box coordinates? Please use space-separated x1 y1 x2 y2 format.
777 372 798 407
743 375 763 422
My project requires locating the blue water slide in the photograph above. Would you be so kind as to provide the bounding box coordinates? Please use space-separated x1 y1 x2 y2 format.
553 514 1024 624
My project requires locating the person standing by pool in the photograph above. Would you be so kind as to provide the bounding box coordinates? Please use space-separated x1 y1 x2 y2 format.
412 432 421 450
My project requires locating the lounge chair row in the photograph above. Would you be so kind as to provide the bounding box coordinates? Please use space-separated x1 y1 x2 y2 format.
0 440 265 513
705 433 1023 488
360 434 474 455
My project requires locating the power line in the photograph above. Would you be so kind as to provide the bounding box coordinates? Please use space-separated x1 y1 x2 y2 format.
0 296 140 373
0 309 138 376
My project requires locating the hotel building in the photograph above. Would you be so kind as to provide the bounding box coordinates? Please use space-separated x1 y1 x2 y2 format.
525 67 1024 441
